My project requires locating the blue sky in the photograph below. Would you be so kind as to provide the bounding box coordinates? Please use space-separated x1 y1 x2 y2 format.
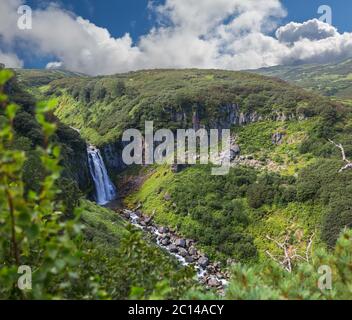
25 0 352 40
2 0 352 74
282 0 352 31
23 0 156 68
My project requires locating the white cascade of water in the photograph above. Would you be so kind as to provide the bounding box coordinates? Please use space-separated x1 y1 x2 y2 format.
87 145 117 205
125 210 227 286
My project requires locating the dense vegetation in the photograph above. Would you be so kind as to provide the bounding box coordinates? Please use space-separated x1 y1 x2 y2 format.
125 164 305 263
125 93 352 264
2 65 352 300
17 68 342 146
4 70 93 196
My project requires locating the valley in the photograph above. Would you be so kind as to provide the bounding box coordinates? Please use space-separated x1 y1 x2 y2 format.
1 65 352 299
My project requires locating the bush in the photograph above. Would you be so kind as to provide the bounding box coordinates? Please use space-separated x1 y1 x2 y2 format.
297 159 352 246
322 196 352 248
247 183 270 209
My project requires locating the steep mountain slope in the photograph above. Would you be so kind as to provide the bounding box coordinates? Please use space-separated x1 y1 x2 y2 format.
254 59 352 101
21 69 341 145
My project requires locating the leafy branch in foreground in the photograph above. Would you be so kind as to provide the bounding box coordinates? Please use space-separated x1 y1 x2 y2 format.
0 69 83 299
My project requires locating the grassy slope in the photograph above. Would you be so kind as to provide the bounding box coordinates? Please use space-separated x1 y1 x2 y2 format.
125 169 325 263
79 199 189 272
233 119 318 175
254 58 352 100
77 199 198 299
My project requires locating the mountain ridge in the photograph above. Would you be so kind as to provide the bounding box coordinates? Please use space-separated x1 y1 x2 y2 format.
253 58 352 100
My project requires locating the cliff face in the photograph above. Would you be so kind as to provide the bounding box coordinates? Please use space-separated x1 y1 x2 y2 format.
63 148 93 194
54 124 94 194
17 69 337 176
99 103 304 175
101 141 128 173
42 69 333 147
171 103 302 132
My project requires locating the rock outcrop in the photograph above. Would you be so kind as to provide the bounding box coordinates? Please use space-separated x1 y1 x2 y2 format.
101 141 128 173
272 132 285 145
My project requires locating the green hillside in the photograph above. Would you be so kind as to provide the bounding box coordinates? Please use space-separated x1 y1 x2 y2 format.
254 59 352 102
15 68 87 88
18 69 342 146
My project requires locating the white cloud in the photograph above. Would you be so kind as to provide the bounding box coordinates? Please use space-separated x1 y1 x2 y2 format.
1 0 352 75
46 61 62 69
281 33 352 65
276 19 338 43
0 50 23 68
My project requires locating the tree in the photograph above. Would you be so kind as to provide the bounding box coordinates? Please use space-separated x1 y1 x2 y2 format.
113 80 126 97
329 139 352 172
265 230 315 273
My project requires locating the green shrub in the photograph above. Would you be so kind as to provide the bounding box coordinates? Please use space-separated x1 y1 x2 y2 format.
297 159 352 246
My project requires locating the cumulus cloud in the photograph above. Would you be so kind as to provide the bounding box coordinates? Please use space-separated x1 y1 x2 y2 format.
1 0 352 75
276 19 338 43
281 33 352 65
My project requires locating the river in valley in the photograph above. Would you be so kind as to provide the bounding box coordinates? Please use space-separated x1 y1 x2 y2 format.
87 145 229 293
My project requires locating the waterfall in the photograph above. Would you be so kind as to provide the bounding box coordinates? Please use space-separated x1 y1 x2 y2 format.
87 145 117 205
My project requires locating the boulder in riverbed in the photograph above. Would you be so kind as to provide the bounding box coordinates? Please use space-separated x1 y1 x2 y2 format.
188 246 197 256
144 216 152 225
158 226 169 234
186 239 194 247
175 239 186 248
198 257 209 268
208 277 221 288
169 244 178 253
178 248 188 257
161 238 170 246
